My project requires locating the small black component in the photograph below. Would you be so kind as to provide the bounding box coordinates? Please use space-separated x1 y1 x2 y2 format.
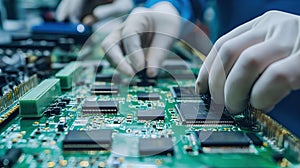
44 108 52 117
53 106 62 115
139 138 174 156
91 85 119 95
137 92 160 101
61 97 71 104
197 131 251 147
95 74 120 83
63 129 113 150
137 109 164 121
57 121 65 132
175 102 234 125
170 86 200 99
137 81 156 87
82 101 118 114
96 64 103 73
184 146 193 152
0 148 23 168
246 133 263 146
57 102 67 107
272 152 284 162
152 124 156 128
33 153 39 159
129 80 156 87
50 103 58 108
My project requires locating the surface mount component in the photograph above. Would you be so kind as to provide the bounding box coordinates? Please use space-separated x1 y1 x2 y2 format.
137 109 165 121
95 74 121 83
91 85 119 95
170 86 200 99
137 92 160 101
175 102 234 125
63 129 113 150
81 101 118 114
197 131 251 147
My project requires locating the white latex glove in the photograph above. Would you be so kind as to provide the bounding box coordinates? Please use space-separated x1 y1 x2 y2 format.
56 0 84 23
101 2 181 77
196 11 300 114
56 0 134 24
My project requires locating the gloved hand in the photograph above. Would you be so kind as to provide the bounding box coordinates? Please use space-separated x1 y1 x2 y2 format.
101 2 181 77
196 10 300 114
56 0 134 24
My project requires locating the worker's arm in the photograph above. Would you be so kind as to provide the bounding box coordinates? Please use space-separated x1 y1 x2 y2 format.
196 10 300 114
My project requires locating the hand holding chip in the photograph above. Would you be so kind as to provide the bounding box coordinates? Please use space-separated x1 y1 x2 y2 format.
196 11 300 114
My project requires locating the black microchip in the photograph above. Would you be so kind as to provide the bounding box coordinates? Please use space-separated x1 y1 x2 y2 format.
63 129 113 150
175 102 234 125
137 92 160 101
91 85 119 95
246 133 263 146
197 131 251 147
170 86 200 99
137 109 164 121
139 138 174 156
82 101 118 114
95 74 120 83
129 80 156 87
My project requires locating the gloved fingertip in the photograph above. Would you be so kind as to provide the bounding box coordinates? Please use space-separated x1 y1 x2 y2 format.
123 68 135 77
146 67 158 77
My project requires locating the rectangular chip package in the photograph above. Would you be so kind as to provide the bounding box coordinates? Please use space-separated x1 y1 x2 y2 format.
137 109 165 121
175 102 234 125
137 92 160 101
63 129 113 150
81 101 118 114
91 85 119 95
197 131 253 153
170 86 200 99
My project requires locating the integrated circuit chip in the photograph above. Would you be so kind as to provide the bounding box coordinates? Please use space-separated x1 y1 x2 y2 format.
139 138 174 156
175 102 234 125
129 80 156 87
137 109 164 121
95 74 120 83
63 129 113 150
81 101 118 114
91 85 119 95
197 131 251 147
170 86 200 99
137 92 160 101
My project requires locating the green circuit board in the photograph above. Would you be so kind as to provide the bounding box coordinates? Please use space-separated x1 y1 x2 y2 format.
0 52 300 168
